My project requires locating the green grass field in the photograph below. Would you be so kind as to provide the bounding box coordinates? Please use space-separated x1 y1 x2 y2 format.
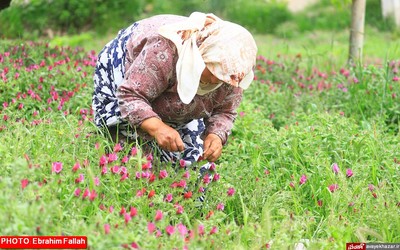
0 28 399 249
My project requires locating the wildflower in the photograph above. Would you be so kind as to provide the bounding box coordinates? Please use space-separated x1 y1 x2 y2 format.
264 169 270 175
82 188 90 199
113 143 123 152
121 156 129 164
393 76 399 82
299 174 307 185
177 223 188 237
183 191 192 199
148 173 156 183
165 194 173 202
147 222 156 234
346 168 353 178
75 174 84 183
148 190 156 199
368 184 375 192
317 200 323 207
216 203 225 211
212 173 220 182
111 166 120 174
165 225 175 236
175 204 184 214
21 179 29 190
136 188 146 197
159 169 168 179
154 210 163 221
124 213 131 225
198 224 205 236
120 173 129 181
52 162 63 174
101 166 108 175
89 189 97 201
179 159 186 168
206 210 214 220
104 224 110 234
177 179 187 188
130 206 137 217
328 184 339 193
120 166 127 175
72 162 81 172
95 143 100 150
119 206 126 215
99 155 107 166
289 182 295 188
227 187 235 196
331 163 339 174
142 161 152 170
209 162 216 171
203 174 210 184
209 226 218 235
94 177 100 186
109 206 114 213
182 171 190 179
130 147 138 156
130 242 139 249
108 153 118 163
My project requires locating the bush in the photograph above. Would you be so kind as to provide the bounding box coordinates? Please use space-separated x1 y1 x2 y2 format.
0 0 146 39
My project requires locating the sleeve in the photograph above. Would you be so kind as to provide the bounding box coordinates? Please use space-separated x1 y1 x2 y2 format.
203 86 243 145
117 35 177 127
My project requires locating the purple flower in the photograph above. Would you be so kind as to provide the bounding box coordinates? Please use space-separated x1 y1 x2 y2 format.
346 168 353 178
331 163 339 174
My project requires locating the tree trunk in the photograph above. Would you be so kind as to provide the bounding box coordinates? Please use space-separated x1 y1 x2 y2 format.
348 0 366 64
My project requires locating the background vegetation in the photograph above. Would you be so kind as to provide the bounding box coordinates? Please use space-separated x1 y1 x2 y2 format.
1 0 399 249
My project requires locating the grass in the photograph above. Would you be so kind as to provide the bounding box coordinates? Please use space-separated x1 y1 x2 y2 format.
0 29 400 249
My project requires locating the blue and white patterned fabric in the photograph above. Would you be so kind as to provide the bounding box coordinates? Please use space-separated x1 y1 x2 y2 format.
92 22 213 176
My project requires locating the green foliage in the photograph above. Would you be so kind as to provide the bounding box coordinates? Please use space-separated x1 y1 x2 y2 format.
225 0 292 34
0 0 146 39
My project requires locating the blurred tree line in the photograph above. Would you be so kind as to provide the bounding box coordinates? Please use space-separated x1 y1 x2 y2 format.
0 0 396 39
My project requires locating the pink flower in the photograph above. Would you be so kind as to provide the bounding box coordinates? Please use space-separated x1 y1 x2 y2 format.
99 155 107 166
317 200 323 207
368 184 375 192
159 170 168 179
299 174 307 185
289 182 295 188
104 224 110 234
101 166 108 175
175 204 184 214
331 163 339 174
212 173 220 182
179 159 186 168
124 213 131 225
165 194 173 202
130 206 137 217
209 226 218 235
82 188 90 199
108 153 118 163
131 147 138 156
154 210 163 221
183 191 192 199
52 162 63 173
209 162 216 171
109 206 114 213
328 184 339 193
89 189 97 201
203 174 210 184
21 179 29 189
198 224 205 236
119 206 126 215
74 188 81 197
75 174 84 183
176 223 188 237
216 203 224 211
227 187 235 196
72 162 81 172
165 225 175 236
182 171 190 179
113 143 123 152
94 177 100 186
393 76 399 82
147 222 156 234
111 165 120 174
121 156 129 164
346 168 353 178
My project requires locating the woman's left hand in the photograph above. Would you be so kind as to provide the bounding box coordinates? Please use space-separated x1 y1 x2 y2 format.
203 133 223 162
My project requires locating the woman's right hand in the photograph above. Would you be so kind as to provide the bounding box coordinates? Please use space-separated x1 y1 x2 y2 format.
141 117 185 152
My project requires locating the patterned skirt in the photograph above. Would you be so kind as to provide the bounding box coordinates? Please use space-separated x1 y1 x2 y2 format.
92 22 212 172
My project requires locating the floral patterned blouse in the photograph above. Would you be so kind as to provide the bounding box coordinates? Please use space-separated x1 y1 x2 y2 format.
116 15 243 145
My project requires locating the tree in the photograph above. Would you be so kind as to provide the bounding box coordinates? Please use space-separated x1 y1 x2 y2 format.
348 0 366 64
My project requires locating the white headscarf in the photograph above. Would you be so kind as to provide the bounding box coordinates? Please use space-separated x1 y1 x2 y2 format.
158 12 258 104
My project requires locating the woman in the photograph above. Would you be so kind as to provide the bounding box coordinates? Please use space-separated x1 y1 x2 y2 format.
92 12 257 168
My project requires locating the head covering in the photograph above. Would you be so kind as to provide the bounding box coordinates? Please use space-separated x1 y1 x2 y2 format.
158 12 257 104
